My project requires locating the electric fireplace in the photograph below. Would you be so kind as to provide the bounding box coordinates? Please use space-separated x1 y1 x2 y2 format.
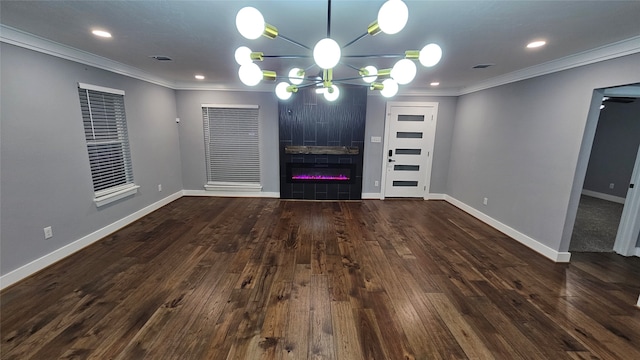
286 163 355 184
279 85 366 200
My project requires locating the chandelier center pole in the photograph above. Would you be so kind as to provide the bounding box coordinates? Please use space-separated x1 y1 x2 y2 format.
327 0 332 38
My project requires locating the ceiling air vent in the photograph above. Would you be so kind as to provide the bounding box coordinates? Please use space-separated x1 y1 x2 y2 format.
150 56 173 61
472 64 494 69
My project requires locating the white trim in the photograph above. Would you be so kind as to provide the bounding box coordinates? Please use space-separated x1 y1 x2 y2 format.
0 25 173 89
201 104 259 109
0 191 183 290
184 190 279 198
581 189 626 204
425 193 446 200
94 185 140 207
613 145 640 256
635 247 640 257
362 192 382 200
367 89 461 97
637 294 640 308
444 195 571 263
204 182 262 192
459 35 640 95
78 82 125 96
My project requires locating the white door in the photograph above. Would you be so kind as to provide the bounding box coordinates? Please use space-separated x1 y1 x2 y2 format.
382 103 437 198
613 144 640 256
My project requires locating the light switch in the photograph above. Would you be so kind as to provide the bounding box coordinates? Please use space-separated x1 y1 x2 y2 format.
371 136 382 143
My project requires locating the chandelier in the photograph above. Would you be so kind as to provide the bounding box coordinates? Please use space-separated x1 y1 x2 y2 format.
234 0 442 101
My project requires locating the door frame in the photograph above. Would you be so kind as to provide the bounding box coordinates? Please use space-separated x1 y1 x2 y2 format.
613 144 640 256
380 101 438 200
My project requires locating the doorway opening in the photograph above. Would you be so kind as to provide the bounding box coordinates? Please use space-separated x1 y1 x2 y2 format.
568 85 640 255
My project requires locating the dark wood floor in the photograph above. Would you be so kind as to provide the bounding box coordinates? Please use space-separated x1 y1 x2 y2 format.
2 197 640 359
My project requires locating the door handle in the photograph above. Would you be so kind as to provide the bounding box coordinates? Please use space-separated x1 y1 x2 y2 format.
388 159 395 162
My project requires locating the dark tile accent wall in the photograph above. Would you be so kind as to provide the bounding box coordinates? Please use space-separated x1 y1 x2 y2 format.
279 85 367 200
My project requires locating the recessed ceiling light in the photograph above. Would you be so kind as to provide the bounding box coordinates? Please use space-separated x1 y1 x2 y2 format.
430 82 440 86
91 29 112 38
195 75 205 80
527 40 546 49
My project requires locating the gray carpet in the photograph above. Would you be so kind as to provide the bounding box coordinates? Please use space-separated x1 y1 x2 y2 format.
570 195 624 252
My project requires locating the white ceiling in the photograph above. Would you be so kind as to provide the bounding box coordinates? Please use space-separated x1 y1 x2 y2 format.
1 0 640 94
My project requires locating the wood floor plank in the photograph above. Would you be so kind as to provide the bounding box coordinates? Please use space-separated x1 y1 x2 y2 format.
2 197 640 359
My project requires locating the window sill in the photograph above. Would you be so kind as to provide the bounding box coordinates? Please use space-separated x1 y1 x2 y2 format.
94 184 140 207
204 182 262 192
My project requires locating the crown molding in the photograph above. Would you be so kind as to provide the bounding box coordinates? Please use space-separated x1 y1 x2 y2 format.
172 82 272 92
0 25 174 89
2 24 639 96
459 35 640 96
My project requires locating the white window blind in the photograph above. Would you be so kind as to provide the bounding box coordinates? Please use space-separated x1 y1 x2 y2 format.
78 84 136 202
202 105 261 188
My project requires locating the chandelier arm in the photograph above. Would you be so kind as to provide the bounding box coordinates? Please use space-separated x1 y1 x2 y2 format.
277 34 311 50
342 32 369 49
296 81 325 90
343 54 404 59
332 81 372 88
333 76 371 82
263 55 311 59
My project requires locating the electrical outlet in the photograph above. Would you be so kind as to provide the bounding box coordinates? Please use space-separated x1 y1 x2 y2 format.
44 226 53 239
374 180 379 187
483 197 488 206
158 184 162 192
609 183 614 189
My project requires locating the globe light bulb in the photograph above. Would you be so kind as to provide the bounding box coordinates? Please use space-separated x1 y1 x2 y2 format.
236 7 265 40
377 0 408 35
323 85 340 101
380 79 399 98
275 82 292 100
391 59 417 85
419 43 442 67
238 63 263 86
313 38 341 70
361 65 378 83
288 68 305 85
234 46 253 65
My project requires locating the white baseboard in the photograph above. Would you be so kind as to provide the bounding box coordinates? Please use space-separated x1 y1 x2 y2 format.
444 195 571 263
0 191 183 290
581 189 626 204
362 193 446 200
362 193 382 200
425 193 446 200
183 190 280 198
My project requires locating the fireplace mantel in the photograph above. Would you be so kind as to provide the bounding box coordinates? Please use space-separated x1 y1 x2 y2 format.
284 145 359 155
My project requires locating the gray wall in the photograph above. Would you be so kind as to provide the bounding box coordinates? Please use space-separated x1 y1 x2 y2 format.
0 44 183 275
583 100 640 198
175 90 279 192
363 95 458 195
448 53 640 253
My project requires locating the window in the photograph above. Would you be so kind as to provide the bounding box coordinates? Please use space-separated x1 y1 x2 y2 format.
78 83 138 206
202 104 261 191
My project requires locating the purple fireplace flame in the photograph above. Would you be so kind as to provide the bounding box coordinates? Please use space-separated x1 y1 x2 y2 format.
292 174 350 181
286 162 355 184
